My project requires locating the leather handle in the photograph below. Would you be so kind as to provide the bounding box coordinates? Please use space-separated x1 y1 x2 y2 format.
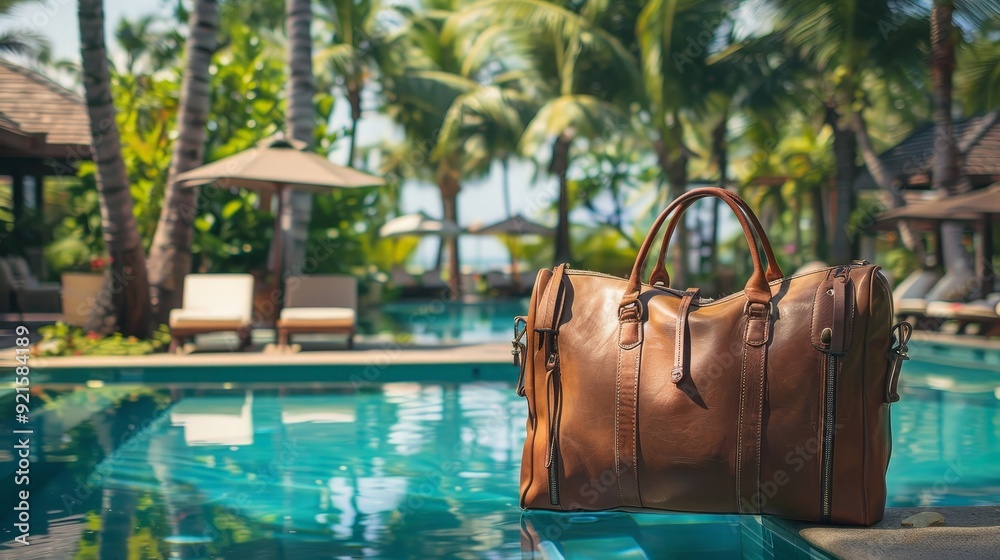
621 187 780 312
649 190 784 287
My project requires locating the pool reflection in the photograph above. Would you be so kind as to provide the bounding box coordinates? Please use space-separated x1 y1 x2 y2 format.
2 361 998 558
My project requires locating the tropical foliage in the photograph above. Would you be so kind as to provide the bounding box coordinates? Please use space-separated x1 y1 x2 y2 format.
3 0 999 334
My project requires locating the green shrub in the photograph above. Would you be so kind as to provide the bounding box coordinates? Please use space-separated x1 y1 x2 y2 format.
33 323 172 357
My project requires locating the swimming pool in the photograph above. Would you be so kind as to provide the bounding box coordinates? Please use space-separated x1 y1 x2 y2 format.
1 341 997 558
361 298 528 344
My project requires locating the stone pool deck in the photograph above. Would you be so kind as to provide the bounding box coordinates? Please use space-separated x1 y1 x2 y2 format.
4 337 997 559
773 506 1000 559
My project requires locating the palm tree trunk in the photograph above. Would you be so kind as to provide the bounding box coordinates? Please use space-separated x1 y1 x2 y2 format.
654 128 689 287
825 105 857 264
283 0 316 280
811 186 828 261
550 134 572 263
439 166 462 297
502 157 512 218
147 0 218 325
709 113 726 285
78 0 151 338
931 0 974 275
346 80 362 166
849 109 927 263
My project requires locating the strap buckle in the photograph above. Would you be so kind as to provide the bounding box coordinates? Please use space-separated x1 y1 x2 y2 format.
742 300 773 318
618 300 643 322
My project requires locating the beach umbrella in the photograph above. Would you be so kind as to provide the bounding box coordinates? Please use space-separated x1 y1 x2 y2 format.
467 214 554 237
175 135 384 293
379 212 463 295
466 214 554 281
379 212 461 238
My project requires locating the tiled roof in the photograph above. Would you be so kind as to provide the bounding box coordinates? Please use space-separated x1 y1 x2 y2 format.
0 59 91 153
856 112 1000 190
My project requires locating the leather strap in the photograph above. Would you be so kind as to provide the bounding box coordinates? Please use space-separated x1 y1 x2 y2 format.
649 190 784 287
737 302 771 513
671 288 700 383
829 269 849 354
621 188 778 313
615 298 643 507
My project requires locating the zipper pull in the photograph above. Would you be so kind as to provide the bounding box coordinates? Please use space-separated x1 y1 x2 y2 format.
885 322 912 403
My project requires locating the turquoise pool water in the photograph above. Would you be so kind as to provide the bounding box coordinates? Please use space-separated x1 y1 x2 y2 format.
361 299 528 344
1 341 998 558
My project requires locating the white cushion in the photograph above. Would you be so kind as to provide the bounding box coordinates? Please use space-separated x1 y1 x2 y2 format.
170 308 248 323
280 307 355 321
925 301 963 317
180 274 254 323
897 298 928 313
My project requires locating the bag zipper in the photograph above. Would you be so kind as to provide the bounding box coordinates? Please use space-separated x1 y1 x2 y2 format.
819 262 857 521
821 353 838 521
544 337 561 506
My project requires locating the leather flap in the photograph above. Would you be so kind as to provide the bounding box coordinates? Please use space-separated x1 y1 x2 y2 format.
530 268 553 336
810 269 855 354
535 264 566 334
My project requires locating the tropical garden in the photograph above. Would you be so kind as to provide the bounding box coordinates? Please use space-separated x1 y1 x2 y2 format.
0 0 998 341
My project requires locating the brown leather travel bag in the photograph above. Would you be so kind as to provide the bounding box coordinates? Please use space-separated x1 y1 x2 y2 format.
513 187 911 525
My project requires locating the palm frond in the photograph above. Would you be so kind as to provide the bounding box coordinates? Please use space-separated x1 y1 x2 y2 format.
518 94 627 156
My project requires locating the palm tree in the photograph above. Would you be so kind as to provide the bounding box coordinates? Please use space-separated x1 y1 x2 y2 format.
448 0 638 263
637 0 737 282
956 16 1000 113
930 0 977 276
377 2 526 295
78 0 152 338
765 0 931 263
380 67 477 295
0 0 50 60
147 0 219 326
435 80 534 218
283 0 317 280
315 0 391 166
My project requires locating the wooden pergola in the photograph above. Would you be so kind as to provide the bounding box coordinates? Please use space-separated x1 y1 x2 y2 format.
0 60 92 271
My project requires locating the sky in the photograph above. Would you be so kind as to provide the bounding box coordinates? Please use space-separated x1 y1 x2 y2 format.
2 0 734 273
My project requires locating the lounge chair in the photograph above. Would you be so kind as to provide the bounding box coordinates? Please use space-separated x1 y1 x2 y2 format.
169 274 254 352
461 273 479 295
926 293 1000 336
517 273 536 294
895 269 945 318
389 266 421 297
277 275 357 350
485 270 511 292
0 257 60 316
422 270 449 292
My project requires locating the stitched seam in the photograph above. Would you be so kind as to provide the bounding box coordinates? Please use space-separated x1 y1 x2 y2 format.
675 300 683 370
633 350 641 507
755 343 765 514
615 335 624 504
847 279 856 348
